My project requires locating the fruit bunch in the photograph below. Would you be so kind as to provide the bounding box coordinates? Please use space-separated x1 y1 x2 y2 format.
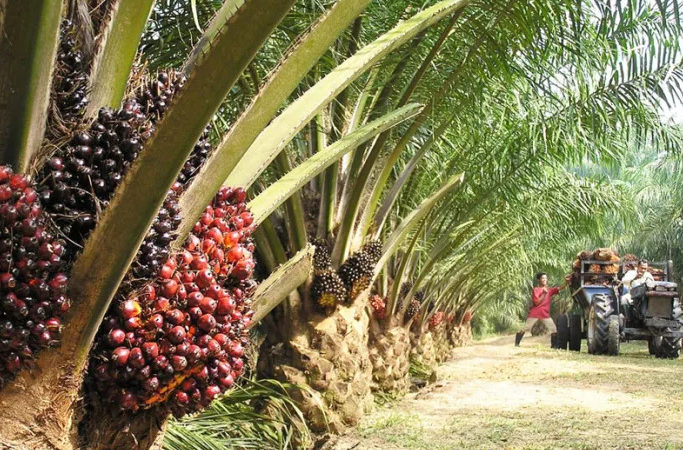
428 311 445 330
310 240 347 311
338 240 382 300
396 281 413 312
462 309 473 324
405 300 421 323
569 248 620 288
130 184 183 282
0 167 69 385
51 21 89 132
89 187 255 417
369 295 387 320
36 71 186 252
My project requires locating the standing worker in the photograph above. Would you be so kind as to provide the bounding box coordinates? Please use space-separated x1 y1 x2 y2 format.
515 272 568 347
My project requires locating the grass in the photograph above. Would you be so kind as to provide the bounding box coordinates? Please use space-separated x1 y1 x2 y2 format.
336 337 683 450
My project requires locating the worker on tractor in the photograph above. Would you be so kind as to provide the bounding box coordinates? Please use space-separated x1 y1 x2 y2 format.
620 259 655 305
622 259 654 288
515 272 568 347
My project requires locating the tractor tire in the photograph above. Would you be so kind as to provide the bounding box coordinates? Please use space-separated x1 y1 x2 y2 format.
569 313 582 352
656 337 680 359
587 294 613 355
607 315 620 356
648 336 661 355
655 298 681 359
556 314 569 350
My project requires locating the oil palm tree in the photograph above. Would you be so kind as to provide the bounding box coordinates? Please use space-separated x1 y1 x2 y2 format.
0 0 681 448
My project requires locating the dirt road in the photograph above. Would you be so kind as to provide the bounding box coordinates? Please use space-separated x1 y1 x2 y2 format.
330 335 683 449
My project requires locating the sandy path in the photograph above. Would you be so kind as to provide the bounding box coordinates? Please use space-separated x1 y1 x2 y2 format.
329 335 683 449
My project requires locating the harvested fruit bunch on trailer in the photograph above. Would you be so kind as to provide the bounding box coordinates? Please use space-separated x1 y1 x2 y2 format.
559 249 681 358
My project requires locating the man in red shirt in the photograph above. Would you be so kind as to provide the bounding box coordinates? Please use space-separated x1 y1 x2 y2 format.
515 272 567 347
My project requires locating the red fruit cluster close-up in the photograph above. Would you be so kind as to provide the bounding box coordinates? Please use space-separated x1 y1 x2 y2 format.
428 311 446 330
0 167 69 386
370 294 387 320
89 187 256 417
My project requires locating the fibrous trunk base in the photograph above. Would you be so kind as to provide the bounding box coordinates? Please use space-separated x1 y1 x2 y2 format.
368 322 410 395
259 297 373 433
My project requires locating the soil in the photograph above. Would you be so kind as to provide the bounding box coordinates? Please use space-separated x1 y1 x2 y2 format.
328 334 683 449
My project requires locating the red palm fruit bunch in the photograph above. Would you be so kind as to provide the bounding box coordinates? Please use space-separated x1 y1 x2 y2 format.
0 167 69 386
88 187 255 417
462 309 473 324
369 295 387 320
428 311 446 330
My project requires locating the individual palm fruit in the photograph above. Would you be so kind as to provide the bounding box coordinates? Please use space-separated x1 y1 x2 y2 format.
369 294 387 320
311 270 347 311
428 311 446 330
89 187 255 417
405 300 421 322
0 167 70 386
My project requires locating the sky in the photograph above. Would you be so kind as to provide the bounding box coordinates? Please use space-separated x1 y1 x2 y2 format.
663 104 683 124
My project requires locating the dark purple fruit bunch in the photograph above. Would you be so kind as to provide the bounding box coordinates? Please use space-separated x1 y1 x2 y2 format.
405 300 421 323
396 281 413 313
36 71 186 253
338 240 382 301
52 20 89 127
37 100 151 248
178 129 212 187
0 167 69 386
130 182 183 281
310 240 347 311
89 187 256 417
311 271 347 310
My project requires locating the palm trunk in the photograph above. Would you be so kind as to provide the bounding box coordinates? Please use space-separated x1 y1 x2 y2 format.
259 292 373 433
368 317 411 394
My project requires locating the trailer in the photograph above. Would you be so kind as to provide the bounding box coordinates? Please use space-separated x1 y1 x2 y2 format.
557 259 682 358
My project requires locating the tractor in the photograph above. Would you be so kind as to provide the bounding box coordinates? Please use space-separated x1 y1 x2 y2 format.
557 259 682 358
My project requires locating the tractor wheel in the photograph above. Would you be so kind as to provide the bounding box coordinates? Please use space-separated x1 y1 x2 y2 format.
607 315 620 356
648 336 661 355
656 337 680 359
587 294 612 355
556 314 569 350
569 314 582 352
655 298 682 359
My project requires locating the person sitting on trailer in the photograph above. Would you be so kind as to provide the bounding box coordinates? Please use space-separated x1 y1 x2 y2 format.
515 272 568 347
